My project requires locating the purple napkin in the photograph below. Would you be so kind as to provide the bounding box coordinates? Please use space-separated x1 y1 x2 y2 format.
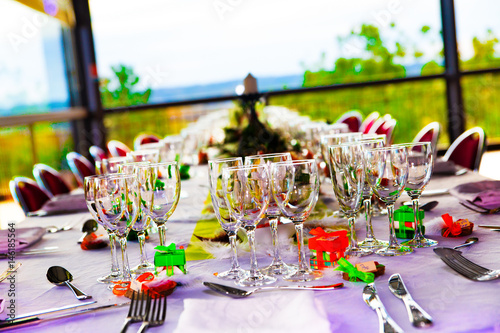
32 193 88 216
433 160 457 175
450 180 500 202
0 227 45 253
473 190 500 209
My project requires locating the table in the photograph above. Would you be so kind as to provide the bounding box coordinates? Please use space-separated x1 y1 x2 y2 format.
1 166 500 332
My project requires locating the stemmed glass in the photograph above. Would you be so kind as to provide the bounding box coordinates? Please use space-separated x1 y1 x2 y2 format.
365 146 413 256
94 174 139 282
84 175 120 283
102 157 131 174
222 164 276 286
245 153 294 276
119 162 156 274
397 142 438 248
137 162 181 246
329 143 372 256
127 149 160 163
208 157 247 280
271 159 322 282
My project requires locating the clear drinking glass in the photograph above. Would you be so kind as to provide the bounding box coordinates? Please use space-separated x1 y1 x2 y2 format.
397 142 438 248
271 159 322 282
365 146 413 256
84 175 120 283
245 153 294 276
222 164 276 287
94 174 139 282
127 149 160 163
208 157 247 280
137 162 181 246
329 143 372 256
102 157 131 174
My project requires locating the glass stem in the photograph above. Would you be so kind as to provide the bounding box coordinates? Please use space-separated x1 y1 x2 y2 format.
157 224 166 247
138 232 148 265
245 227 259 277
294 221 308 272
387 204 399 247
228 231 240 270
347 216 359 248
363 198 375 241
268 215 283 262
119 236 131 281
109 232 119 274
412 198 424 241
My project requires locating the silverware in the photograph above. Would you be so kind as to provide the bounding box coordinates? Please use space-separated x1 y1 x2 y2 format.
421 188 449 197
0 302 129 330
46 266 92 300
0 262 22 282
137 296 167 333
478 225 500 229
433 247 500 281
14 300 96 320
0 247 59 259
362 283 403 333
453 237 478 249
388 274 433 328
120 291 150 333
203 281 344 298
460 200 500 214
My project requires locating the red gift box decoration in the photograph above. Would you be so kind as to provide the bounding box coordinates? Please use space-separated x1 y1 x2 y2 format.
308 227 349 270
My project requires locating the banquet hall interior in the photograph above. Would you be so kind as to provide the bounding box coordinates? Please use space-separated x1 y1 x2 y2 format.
1 0 500 332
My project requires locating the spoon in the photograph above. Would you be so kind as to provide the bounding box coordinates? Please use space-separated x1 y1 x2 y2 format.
203 281 344 298
77 220 98 244
453 237 479 250
46 224 73 233
403 200 439 211
46 266 92 300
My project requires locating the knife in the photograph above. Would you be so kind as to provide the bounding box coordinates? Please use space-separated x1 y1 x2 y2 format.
388 274 433 328
478 225 500 229
13 300 96 320
362 283 403 333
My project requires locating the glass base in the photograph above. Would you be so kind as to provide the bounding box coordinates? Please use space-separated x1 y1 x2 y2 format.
131 262 156 275
284 269 322 282
261 260 295 276
237 272 276 287
376 244 413 256
358 238 389 250
345 246 373 257
402 237 438 248
332 210 345 218
217 267 248 281
97 271 121 284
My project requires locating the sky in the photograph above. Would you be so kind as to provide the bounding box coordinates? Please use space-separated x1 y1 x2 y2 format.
0 0 499 110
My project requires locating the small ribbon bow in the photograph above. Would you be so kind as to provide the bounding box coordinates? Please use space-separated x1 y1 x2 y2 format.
155 243 177 253
441 213 462 237
334 258 375 283
309 227 329 237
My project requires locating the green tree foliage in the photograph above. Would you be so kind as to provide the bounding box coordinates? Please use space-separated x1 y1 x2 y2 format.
100 65 152 108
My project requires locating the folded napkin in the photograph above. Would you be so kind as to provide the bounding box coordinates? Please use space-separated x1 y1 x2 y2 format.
432 159 457 175
0 227 45 253
31 193 88 216
450 181 500 202
173 291 331 333
472 190 500 209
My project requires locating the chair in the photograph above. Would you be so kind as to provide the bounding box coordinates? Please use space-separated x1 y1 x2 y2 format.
336 110 363 132
107 140 132 157
412 122 441 154
10 177 51 215
66 152 96 186
133 133 161 151
360 111 380 134
443 127 486 171
32 163 71 198
369 117 397 144
89 145 107 163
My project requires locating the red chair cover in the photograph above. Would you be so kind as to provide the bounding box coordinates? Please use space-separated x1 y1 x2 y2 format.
10 177 50 214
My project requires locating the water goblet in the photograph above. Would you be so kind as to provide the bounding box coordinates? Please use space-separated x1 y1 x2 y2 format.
245 153 294 276
365 146 413 256
94 174 139 282
126 149 160 163
329 143 372 256
137 162 181 246
208 157 247 280
222 164 276 287
84 175 120 283
271 159 322 282
397 142 438 248
102 157 131 174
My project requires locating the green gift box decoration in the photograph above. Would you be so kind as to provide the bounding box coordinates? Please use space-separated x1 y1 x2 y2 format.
154 243 187 276
393 205 425 239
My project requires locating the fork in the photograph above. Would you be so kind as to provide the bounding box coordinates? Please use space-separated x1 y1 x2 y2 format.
137 296 167 333
434 248 500 281
120 291 150 333
459 201 500 214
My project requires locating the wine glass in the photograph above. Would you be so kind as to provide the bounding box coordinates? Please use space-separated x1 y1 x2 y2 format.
329 143 372 256
102 157 131 174
245 152 294 276
355 138 389 250
84 175 120 283
365 146 413 256
208 157 247 280
222 164 276 287
94 174 139 282
397 142 438 248
127 149 160 163
271 159 322 282
119 162 156 274
137 162 181 246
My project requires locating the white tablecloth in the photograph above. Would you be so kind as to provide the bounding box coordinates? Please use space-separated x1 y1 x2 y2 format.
1 167 500 332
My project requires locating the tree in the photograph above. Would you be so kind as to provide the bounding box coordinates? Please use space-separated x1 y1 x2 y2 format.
100 65 152 108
